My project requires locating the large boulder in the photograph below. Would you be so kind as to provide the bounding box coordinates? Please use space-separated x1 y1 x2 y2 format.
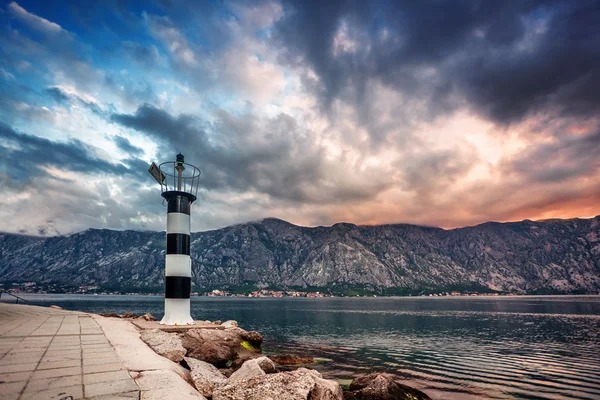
303 368 344 400
254 357 278 374
186 341 235 367
228 357 278 382
345 373 431 400
182 327 261 367
185 357 227 398
213 368 342 400
228 359 265 382
140 329 186 362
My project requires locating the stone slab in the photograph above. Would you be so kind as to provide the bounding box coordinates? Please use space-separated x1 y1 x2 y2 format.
25 374 82 392
0 303 209 400
0 304 139 400
85 378 140 397
84 369 132 385
131 319 225 332
88 390 140 399
95 315 205 399
21 384 84 400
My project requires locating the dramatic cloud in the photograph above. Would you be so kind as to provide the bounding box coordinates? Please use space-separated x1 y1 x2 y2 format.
0 0 598 236
274 0 600 126
0 122 139 182
113 135 144 157
111 104 392 203
7 1 63 34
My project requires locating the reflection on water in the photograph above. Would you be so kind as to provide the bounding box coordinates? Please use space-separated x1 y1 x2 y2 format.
17 294 600 400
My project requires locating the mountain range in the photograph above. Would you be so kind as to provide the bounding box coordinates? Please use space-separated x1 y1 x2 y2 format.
1 216 599 295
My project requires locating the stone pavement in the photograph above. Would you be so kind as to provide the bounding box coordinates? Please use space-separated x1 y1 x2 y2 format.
0 303 205 400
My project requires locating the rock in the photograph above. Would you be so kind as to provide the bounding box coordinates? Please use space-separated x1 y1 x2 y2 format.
255 357 278 374
213 320 222 325
345 373 431 400
140 329 186 362
228 359 265 382
229 357 277 381
141 313 156 321
186 328 240 344
99 312 121 318
182 327 261 368
221 320 238 328
241 331 263 345
269 354 315 365
185 357 227 398
121 312 138 318
213 368 342 400
49 305 62 309
304 369 344 400
186 340 235 367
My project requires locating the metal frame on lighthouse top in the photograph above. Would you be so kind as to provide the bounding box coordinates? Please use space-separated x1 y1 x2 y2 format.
149 153 201 199
148 153 201 325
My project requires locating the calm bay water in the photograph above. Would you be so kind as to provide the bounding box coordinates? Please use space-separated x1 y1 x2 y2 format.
12 294 600 400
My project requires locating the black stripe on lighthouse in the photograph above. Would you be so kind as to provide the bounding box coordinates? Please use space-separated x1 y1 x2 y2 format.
165 276 191 298
167 195 191 215
166 233 190 255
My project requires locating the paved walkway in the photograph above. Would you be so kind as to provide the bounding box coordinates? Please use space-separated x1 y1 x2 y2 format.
0 303 204 400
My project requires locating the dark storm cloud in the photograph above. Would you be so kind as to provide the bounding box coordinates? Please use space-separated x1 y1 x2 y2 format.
111 104 392 203
111 104 200 143
0 121 139 183
502 130 600 183
274 0 600 126
401 146 479 196
112 135 144 157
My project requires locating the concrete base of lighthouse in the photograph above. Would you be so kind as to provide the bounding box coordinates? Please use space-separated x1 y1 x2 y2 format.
160 299 194 325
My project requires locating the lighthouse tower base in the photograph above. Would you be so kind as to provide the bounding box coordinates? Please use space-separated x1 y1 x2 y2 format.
160 299 194 325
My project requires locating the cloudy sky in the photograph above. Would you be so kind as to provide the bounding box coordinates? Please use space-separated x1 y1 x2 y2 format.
0 0 599 236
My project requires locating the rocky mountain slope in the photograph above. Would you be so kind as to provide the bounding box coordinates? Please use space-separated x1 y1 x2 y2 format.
1 216 599 294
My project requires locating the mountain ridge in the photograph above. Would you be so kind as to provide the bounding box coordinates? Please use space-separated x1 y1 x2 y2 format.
6 214 599 238
1 215 599 295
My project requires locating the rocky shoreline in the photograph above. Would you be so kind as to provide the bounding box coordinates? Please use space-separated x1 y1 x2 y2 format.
103 312 431 400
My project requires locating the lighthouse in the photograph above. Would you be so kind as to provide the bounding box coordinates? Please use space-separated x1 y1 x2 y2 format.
148 153 201 325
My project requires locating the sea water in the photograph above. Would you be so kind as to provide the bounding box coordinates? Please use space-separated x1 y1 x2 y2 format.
13 294 600 400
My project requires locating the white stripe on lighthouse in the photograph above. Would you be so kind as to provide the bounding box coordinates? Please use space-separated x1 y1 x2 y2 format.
167 213 190 235
165 254 191 276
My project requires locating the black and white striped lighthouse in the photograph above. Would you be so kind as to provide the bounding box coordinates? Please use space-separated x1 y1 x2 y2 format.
149 153 201 325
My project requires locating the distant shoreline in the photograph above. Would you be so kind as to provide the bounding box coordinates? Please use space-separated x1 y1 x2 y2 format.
3 291 599 299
